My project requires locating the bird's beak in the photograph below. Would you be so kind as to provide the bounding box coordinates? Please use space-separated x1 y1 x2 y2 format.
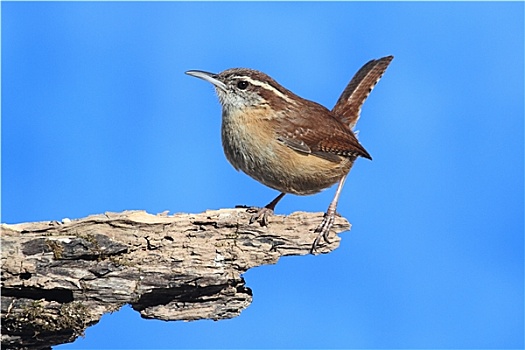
185 70 227 91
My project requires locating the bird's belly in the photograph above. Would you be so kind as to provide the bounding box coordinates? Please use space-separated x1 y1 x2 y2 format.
250 149 352 195
222 121 352 195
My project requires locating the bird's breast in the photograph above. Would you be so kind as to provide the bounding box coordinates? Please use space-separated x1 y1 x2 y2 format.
220 108 352 195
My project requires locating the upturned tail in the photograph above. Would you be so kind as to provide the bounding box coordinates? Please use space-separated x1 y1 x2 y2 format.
332 55 394 129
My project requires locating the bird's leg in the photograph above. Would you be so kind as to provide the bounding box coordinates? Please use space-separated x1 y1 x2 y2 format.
248 192 286 226
312 174 348 253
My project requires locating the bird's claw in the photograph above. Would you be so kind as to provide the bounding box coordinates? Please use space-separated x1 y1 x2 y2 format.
311 212 336 254
247 207 274 226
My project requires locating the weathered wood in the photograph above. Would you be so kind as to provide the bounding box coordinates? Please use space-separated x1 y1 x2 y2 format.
1 209 350 349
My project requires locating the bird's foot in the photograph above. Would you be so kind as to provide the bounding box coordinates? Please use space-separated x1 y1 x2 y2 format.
311 212 336 254
238 193 285 227
246 206 274 227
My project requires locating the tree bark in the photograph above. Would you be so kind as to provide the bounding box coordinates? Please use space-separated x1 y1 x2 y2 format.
1 209 350 349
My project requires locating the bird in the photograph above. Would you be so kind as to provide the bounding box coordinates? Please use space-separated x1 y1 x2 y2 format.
185 55 393 253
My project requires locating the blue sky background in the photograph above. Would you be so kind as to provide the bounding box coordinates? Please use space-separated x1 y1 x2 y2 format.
2 2 523 349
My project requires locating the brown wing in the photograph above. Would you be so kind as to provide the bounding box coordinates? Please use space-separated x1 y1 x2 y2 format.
276 100 372 161
332 56 393 129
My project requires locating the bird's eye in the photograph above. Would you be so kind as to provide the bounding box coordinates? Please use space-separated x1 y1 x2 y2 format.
237 81 249 90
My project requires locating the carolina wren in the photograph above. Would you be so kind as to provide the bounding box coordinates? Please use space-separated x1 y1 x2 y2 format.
186 56 393 253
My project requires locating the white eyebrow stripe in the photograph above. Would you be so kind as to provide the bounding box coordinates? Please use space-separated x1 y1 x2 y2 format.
232 75 297 105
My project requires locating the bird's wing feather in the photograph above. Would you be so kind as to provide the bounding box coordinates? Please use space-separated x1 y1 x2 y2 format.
275 101 372 161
